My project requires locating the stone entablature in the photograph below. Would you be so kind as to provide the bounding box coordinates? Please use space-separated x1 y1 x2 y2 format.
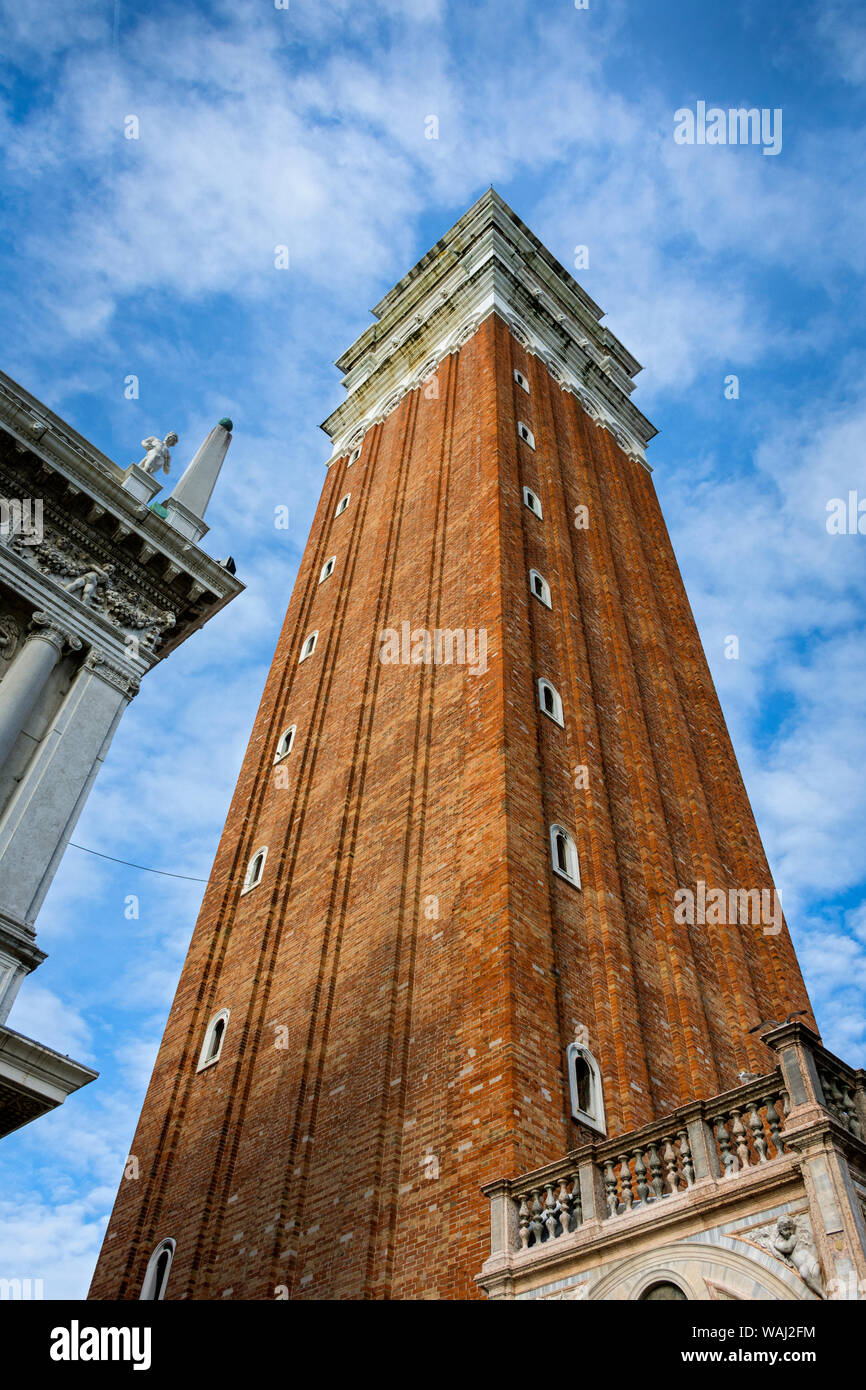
479 1025 866 1301
320 189 658 471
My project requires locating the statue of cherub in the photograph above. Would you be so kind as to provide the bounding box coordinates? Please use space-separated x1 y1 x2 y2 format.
63 562 115 606
773 1215 825 1298
138 433 178 477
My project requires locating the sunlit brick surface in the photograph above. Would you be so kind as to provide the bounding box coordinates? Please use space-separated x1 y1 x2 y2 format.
89 314 814 1301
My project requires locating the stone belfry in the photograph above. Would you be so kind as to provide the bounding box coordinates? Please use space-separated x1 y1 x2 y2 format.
90 190 831 1304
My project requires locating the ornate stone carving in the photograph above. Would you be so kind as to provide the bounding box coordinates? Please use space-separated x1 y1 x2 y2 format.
772 1215 825 1298
138 433 178 477
0 515 177 652
62 561 115 606
545 356 565 384
84 648 140 698
504 316 532 350
0 614 20 664
31 611 83 653
743 1212 825 1298
454 318 480 348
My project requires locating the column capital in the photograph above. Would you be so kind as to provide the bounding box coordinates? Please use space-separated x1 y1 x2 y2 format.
30 611 83 654
83 648 140 699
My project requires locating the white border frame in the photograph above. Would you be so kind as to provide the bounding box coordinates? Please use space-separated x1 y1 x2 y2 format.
550 823 581 888
566 1040 605 1133
197 1008 230 1072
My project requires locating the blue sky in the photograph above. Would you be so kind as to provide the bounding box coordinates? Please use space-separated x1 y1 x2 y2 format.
1 0 865 1297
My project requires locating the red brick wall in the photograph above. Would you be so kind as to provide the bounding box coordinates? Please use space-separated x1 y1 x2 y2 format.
89 313 814 1302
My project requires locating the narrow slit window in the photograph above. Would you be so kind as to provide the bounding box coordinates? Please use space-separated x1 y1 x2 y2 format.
335 494 350 517
514 368 530 393
566 1041 605 1132
517 421 536 449
207 1017 225 1061
348 447 361 465
319 556 336 584
274 727 296 762
538 679 564 726
550 823 580 887
197 1008 230 1072
529 569 552 608
523 487 542 518
140 1239 176 1301
575 1055 592 1113
242 846 267 893
299 631 318 662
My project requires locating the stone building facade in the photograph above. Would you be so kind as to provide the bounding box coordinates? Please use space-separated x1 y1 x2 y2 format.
89 190 859 1302
0 372 241 1137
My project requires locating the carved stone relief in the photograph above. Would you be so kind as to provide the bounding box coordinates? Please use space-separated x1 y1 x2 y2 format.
734 1210 825 1298
0 464 177 654
0 614 21 671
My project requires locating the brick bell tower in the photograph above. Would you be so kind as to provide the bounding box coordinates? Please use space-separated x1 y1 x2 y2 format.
89 190 817 1303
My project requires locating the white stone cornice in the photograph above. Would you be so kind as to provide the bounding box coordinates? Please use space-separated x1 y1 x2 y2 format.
320 189 656 472
0 372 242 619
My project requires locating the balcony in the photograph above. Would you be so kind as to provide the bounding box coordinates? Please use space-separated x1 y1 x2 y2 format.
478 1024 866 1301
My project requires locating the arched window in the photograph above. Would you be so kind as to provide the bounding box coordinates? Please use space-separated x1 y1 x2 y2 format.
319 556 336 584
242 846 267 893
550 823 580 887
274 727 296 763
197 1008 230 1071
640 1281 688 1301
538 678 564 726
299 631 318 662
566 1041 605 1132
348 447 361 465
529 569 552 608
523 486 542 518
335 493 350 517
514 368 530 393
140 1238 175 1301
574 1054 593 1112
517 421 536 449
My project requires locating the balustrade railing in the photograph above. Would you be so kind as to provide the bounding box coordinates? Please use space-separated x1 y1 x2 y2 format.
516 1169 582 1249
509 1072 791 1251
816 1060 864 1140
602 1128 695 1218
489 1027 866 1266
710 1084 788 1176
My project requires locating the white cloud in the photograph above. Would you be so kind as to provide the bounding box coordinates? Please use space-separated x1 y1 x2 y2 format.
0 1192 108 1300
6 985 93 1062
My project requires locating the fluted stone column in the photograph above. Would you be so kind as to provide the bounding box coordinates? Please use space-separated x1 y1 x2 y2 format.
0 613 81 773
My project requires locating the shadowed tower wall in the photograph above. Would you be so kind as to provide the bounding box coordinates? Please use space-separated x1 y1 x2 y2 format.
89 193 814 1302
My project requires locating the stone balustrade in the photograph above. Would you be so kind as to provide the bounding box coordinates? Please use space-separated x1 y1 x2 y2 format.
815 1055 865 1140
506 1071 790 1253
516 1169 583 1249
709 1083 788 1176
603 1127 696 1218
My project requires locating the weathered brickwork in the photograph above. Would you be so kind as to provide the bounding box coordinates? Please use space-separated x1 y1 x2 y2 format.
89 311 814 1303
